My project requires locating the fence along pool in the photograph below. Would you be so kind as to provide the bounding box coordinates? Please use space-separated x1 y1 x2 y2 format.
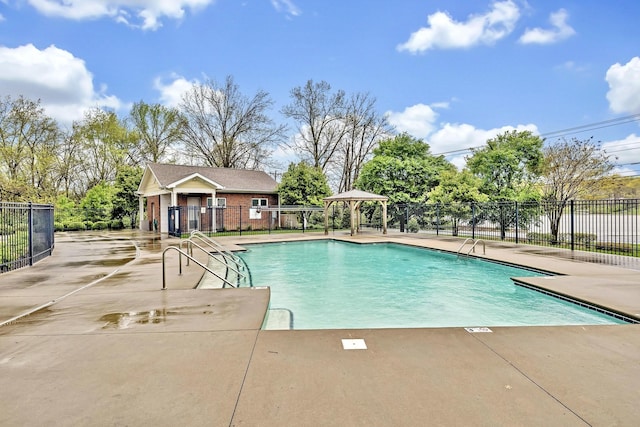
0 202 55 273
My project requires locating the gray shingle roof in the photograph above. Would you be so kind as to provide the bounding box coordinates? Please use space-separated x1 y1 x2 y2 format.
148 163 278 193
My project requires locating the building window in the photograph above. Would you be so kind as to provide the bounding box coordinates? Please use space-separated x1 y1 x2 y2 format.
251 198 268 208
207 197 227 208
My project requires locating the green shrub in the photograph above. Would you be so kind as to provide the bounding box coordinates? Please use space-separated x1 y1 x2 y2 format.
526 232 554 243
407 217 420 233
594 242 633 253
54 222 64 232
575 233 597 247
64 221 86 231
92 221 109 230
110 219 124 230
84 221 94 230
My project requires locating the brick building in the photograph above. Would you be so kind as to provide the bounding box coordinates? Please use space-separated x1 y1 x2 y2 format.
136 163 279 234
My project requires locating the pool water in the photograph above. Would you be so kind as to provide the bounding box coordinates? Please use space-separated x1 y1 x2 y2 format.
238 240 626 330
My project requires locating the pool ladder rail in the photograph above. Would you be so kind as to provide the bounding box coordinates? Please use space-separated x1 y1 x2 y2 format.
456 238 486 257
161 231 252 289
188 230 252 287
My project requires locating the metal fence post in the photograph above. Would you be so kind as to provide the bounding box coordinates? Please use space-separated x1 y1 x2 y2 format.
239 206 242 236
436 203 440 236
471 202 475 240
515 201 519 244
405 205 409 233
570 200 575 252
28 202 34 266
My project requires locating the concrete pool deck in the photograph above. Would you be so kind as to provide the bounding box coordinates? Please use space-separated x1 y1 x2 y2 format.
0 230 639 426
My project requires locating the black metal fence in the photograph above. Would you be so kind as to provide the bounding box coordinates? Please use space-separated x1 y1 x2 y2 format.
1 202 55 273
165 199 639 257
382 199 639 257
168 205 329 237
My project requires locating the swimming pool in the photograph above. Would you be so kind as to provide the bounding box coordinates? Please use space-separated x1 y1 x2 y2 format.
238 240 626 329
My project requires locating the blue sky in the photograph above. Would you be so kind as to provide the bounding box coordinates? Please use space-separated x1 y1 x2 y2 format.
1 0 639 175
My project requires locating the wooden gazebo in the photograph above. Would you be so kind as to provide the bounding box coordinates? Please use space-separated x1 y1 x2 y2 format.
323 190 388 236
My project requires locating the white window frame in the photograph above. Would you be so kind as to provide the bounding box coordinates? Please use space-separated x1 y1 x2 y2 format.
207 197 227 208
251 198 268 208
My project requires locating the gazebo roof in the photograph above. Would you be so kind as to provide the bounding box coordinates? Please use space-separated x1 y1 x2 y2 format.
324 189 388 202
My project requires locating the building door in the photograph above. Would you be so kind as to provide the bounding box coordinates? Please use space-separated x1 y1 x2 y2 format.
187 197 200 231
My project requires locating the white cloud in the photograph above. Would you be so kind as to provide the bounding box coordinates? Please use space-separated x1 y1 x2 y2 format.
0 43 121 125
386 103 439 138
606 57 640 114
386 101 539 169
26 0 214 30
519 9 575 45
271 0 300 17
397 0 520 53
153 74 199 108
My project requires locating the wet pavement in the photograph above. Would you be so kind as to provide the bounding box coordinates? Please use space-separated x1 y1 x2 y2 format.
1 230 639 426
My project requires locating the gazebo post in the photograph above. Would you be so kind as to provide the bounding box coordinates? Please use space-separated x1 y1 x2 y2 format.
382 201 388 234
324 200 330 235
323 190 388 237
349 200 356 236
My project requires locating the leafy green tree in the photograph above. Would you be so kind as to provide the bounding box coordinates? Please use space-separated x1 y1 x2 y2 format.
73 108 138 191
466 130 543 201
128 101 185 164
54 194 80 224
428 169 489 235
0 96 61 201
278 161 332 206
542 137 614 242
356 133 454 229
466 130 544 239
111 166 144 227
80 182 115 222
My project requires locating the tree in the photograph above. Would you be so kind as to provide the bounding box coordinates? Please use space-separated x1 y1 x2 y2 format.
281 79 346 171
73 108 138 191
180 76 286 169
466 130 544 239
277 162 332 206
0 96 60 201
466 130 544 201
80 182 115 222
111 165 144 227
428 169 489 235
128 101 185 164
334 92 391 192
54 131 85 200
356 133 454 229
542 137 614 242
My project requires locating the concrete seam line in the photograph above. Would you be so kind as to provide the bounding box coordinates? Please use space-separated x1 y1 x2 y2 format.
468 333 593 427
228 329 261 427
0 240 142 329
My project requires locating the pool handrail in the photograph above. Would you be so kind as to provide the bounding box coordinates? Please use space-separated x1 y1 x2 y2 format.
190 231 242 263
162 246 236 290
189 231 250 285
181 238 247 286
456 238 486 257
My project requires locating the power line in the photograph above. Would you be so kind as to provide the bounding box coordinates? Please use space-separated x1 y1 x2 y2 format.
433 114 640 157
540 114 640 138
